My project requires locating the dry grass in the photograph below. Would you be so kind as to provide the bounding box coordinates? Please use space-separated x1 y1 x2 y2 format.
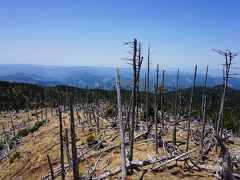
0 110 239 180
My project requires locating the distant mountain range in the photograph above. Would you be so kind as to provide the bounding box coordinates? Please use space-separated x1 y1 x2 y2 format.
0 64 239 90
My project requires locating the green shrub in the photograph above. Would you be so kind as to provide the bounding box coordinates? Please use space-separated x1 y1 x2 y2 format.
16 120 46 138
105 107 115 117
0 143 4 151
85 134 95 144
9 151 21 164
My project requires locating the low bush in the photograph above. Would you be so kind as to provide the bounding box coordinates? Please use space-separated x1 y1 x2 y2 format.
16 120 46 138
0 142 4 151
85 134 95 144
105 106 115 117
9 151 21 164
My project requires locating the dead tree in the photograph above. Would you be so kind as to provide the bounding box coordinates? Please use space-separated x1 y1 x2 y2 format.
172 69 179 146
69 98 80 179
154 64 159 154
213 50 238 138
161 70 165 130
65 128 69 154
186 65 197 152
125 39 138 161
58 107 65 180
146 45 151 127
135 43 143 131
115 69 127 179
47 154 55 180
199 95 207 156
124 89 133 132
199 66 208 155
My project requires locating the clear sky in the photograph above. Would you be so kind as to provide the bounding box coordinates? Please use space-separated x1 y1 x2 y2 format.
0 0 239 69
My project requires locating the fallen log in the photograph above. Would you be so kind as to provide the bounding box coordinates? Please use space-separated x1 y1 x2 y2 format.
43 131 148 179
95 148 198 179
152 148 198 171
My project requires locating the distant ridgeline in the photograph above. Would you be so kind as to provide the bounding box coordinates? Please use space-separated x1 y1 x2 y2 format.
0 80 240 130
0 64 239 91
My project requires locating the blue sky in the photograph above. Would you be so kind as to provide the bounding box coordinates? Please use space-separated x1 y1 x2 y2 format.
0 0 239 70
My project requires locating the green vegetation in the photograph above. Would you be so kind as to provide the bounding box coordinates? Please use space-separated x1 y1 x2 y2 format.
0 142 4 151
0 81 239 132
105 106 115 117
9 151 21 164
85 134 95 144
16 120 46 138
140 105 155 121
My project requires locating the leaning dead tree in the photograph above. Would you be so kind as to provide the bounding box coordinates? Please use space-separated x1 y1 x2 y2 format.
213 49 239 139
115 69 127 179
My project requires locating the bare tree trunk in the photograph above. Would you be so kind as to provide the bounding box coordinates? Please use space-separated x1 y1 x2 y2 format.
199 66 208 155
47 154 55 180
116 69 127 180
124 90 133 132
129 39 137 161
161 70 165 130
213 50 237 139
69 99 80 179
58 107 65 180
146 45 150 127
200 95 207 156
172 69 179 146
65 128 69 154
186 65 197 152
154 65 159 154
135 44 143 131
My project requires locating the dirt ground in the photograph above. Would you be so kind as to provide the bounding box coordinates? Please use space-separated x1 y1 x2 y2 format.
0 110 239 180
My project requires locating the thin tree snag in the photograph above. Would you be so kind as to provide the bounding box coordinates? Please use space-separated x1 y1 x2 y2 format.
146 45 150 127
47 154 55 180
212 50 238 139
201 65 208 120
154 64 159 154
124 89 133 132
186 65 197 152
58 107 65 180
199 66 208 156
172 68 179 146
69 98 80 179
65 128 69 153
161 70 165 130
129 38 137 162
115 69 127 179
199 95 207 156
